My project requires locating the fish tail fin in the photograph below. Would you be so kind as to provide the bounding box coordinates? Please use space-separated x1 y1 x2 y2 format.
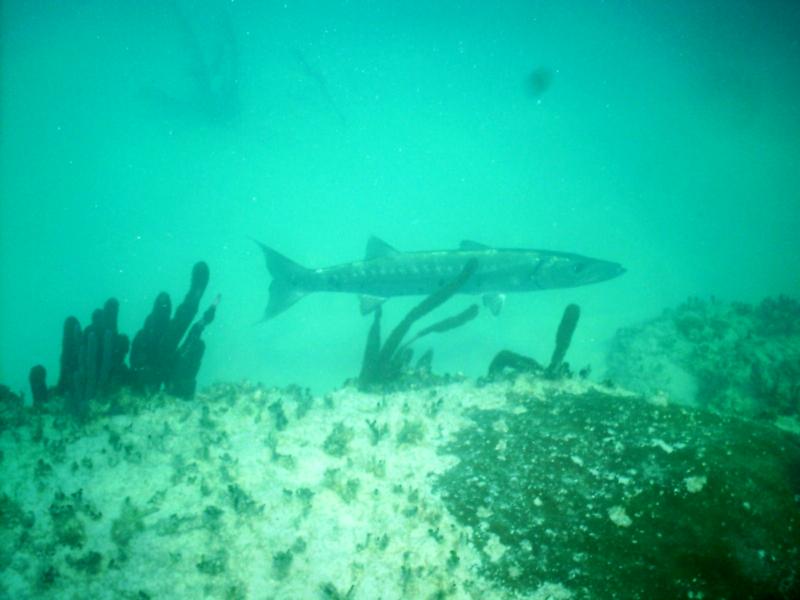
255 240 310 320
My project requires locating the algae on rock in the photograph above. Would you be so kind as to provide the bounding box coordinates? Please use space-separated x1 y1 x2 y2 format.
323 422 354 457
607 296 800 418
435 387 800 599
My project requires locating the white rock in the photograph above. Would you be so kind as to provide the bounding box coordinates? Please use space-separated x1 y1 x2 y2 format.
608 505 632 527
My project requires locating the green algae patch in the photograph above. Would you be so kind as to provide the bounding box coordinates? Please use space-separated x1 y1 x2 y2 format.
1 493 33 530
197 549 228 576
323 422 354 457
1 493 35 571
271 549 293 580
111 498 156 555
66 550 103 575
435 389 800 599
49 493 87 549
322 468 361 504
396 419 426 446
226 483 263 517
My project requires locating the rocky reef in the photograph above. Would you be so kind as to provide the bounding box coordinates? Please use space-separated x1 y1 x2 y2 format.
437 381 799 599
606 295 800 422
3 293 799 598
1 374 798 599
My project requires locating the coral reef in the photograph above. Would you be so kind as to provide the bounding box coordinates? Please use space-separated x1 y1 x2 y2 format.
357 259 479 389
488 303 582 379
607 295 800 419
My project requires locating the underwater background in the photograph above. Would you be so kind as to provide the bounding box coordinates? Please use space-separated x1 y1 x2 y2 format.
3 3 800 599
2 0 799 394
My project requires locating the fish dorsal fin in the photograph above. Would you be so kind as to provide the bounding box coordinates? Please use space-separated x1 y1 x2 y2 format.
359 295 387 315
460 240 491 251
365 236 400 260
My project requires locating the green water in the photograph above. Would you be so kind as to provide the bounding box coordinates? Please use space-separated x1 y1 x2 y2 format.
2 0 799 395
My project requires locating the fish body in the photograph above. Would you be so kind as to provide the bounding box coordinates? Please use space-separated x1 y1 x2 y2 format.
258 237 625 320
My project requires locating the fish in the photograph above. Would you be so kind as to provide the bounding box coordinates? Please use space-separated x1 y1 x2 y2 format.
257 237 625 320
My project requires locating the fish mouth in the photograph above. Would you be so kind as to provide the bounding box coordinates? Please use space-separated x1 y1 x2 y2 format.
592 261 626 283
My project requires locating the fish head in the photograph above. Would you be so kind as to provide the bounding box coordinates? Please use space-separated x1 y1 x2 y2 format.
533 254 626 289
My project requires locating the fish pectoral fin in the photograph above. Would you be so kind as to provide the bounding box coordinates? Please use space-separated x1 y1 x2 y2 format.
359 294 388 315
365 236 400 260
460 240 491 251
482 293 506 316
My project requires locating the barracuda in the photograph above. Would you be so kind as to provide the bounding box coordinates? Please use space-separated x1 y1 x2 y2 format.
258 236 625 320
